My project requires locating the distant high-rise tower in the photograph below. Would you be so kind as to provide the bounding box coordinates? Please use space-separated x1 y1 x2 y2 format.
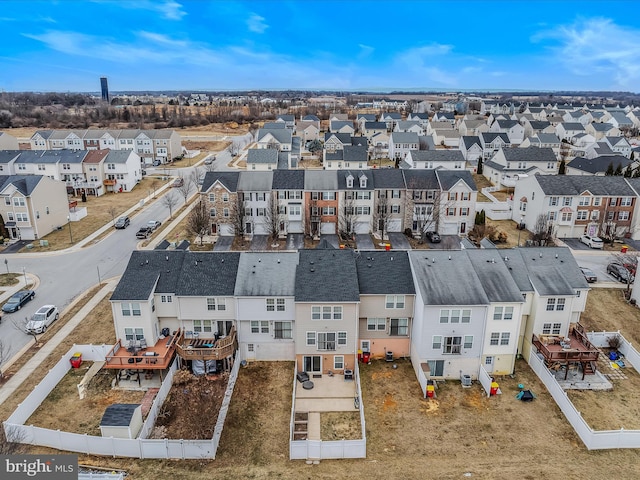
100 77 109 102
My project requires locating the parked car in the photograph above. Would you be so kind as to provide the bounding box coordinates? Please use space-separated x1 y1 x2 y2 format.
204 156 215 165
580 234 604 249
136 227 152 239
607 263 635 283
26 305 59 334
579 267 598 283
152 159 161 167
426 231 441 243
147 220 162 231
2 290 35 313
172 178 184 188
114 216 130 229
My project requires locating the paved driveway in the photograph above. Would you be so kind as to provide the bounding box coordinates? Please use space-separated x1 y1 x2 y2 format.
562 238 594 251
286 233 304 250
388 232 411 250
321 234 340 248
427 235 460 250
355 234 374 250
0 240 29 254
213 236 233 251
249 235 268 251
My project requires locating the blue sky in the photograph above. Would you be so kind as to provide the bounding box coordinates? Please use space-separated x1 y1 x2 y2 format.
1 0 639 93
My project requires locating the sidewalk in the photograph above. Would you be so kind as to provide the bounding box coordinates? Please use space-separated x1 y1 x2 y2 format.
0 277 119 406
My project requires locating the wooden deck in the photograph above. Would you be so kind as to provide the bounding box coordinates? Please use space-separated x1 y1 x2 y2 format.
104 335 179 370
174 326 237 363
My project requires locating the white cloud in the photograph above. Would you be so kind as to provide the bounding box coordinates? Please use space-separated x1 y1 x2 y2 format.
247 13 268 33
534 18 640 88
395 43 458 86
358 44 375 58
90 0 186 20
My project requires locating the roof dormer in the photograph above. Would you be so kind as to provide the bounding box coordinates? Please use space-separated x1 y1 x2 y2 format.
359 173 367 188
346 173 354 188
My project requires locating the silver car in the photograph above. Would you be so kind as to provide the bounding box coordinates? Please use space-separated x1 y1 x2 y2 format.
26 305 59 334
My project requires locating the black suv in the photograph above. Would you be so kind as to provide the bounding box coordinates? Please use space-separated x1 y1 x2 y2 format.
426 231 441 243
114 216 130 229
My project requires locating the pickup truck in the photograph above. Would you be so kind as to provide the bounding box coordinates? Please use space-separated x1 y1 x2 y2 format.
136 227 152 239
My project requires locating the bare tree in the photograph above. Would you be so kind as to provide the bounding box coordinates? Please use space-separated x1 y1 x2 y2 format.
231 194 247 238
338 193 357 242
150 179 159 198
0 339 7 381
598 210 625 245
406 188 453 242
162 191 179 218
263 195 281 242
176 175 195 205
12 315 39 344
186 200 210 246
609 251 639 296
531 213 556 245
107 206 118 226
307 196 319 238
374 192 391 241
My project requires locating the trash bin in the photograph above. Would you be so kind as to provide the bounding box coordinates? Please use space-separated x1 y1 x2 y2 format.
385 351 394 362
427 383 435 398
621 245 628 253
490 381 499 396
357 349 363 362
70 352 82 369
362 351 371 363
385 243 391 251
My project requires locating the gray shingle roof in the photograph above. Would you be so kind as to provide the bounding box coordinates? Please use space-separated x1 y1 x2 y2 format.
272 169 305 189
330 120 354 130
237 171 273 191
295 249 360 302
410 150 464 162
324 132 352 144
100 404 140 427
337 170 373 190
480 132 510 144
462 136 481 150
234 252 298 296
534 173 636 196
201 171 240 192
529 121 551 130
304 170 338 190
402 170 439 190
560 122 585 131
502 147 557 162
364 122 387 130
355 251 415 295
111 251 184 300
371 169 405 188
536 133 560 144
262 122 286 129
247 149 278 164
591 123 615 132
496 119 519 129
390 132 419 144
436 170 477 192
0 151 21 164
465 250 525 303
257 129 292 144
566 155 633 175
175 252 240 296
0 175 44 196
105 150 134 164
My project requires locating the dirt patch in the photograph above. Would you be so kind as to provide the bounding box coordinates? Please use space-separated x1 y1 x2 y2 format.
581 288 640 345
0 273 20 287
155 369 228 440
320 412 361 440
26 366 144 436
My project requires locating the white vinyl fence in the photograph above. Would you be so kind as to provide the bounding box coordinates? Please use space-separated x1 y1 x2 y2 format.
478 365 493 397
587 331 640 372
528 345 640 449
4 344 240 459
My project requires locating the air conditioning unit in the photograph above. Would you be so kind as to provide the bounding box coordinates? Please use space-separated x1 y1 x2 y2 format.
461 374 472 387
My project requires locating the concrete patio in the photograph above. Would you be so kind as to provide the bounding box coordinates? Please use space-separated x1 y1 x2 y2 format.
295 374 358 412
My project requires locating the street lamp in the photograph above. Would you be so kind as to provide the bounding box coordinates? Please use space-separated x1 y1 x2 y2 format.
22 266 27 287
67 215 74 244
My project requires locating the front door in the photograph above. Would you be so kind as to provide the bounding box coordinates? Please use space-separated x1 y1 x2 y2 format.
303 355 321 373
484 356 494 373
211 223 218 234
460 222 466 234
427 359 444 377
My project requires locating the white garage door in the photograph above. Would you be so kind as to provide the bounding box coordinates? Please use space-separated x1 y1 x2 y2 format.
320 222 335 234
354 222 369 234
388 219 402 232
288 221 303 234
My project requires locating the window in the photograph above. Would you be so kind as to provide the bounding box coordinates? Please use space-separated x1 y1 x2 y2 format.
124 328 144 341
556 298 565 311
245 207 252 216
12 197 25 207
312 306 321 320
490 332 500 346
546 298 556 311
223 208 230 217
443 336 462 354
367 318 386 331
322 192 336 200
561 212 572 222
542 323 562 335
390 318 408 336
461 192 470 201
207 298 226 311
277 298 285 311
391 205 400 214
289 205 301 216
256 193 266 201
222 193 229 202
321 207 336 215
160 294 172 303
337 331 347 345
4 197 9 206
448 192 457 201
131 302 141 316
251 321 269 334
548 211 557 221
494 306 514 320
209 193 216 202
121 303 131 316
274 321 292 339
593 197 601 206
334 356 344 370
500 332 510 346
463 335 473 349
306 331 316 345
194 320 213 333
355 191 371 200
266 299 275 311
576 210 588 220
392 190 400 199
207 298 216 311
618 211 630 221
257 208 266 216
432 335 442 349
210 208 217 217
610 198 617 206
460 207 469 216
578 196 591 206
549 197 558 206
440 308 471 323
450 309 461 323
317 332 336 350
447 207 456 216
385 295 405 309
248 343 254 352
16 213 28 222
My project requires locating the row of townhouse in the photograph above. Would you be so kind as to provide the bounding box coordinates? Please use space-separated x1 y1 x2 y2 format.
513 174 640 240
30 129 182 164
202 168 477 238
110 247 588 390
0 149 143 196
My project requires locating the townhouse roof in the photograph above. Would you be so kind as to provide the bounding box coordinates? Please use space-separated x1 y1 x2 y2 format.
504 247 587 295
380 112 402 120
409 250 490 305
201 171 240 192
32 130 54 140
528 121 551 130
429 121 453 130
105 150 134 164
590 122 615 132
534 173 636 196
434 129 461 139
410 150 465 162
272 169 305 189
111 251 186 300
609 111 633 125
536 133 560 144
237 171 273 191
355 251 415 295
495 119 520 129
257 128 292 144
82 149 109 164
465 250 525 303
461 136 481 150
48 130 74 140
174 252 240 296
151 129 175 140
324 132 352 144
371 168 405 188
396 120 421 131
83 129 112 140
390 132 419 143
0 151 21 164
351 136 368 147
408 113 429 120
247 148 278 164
295 249 360 302
263 122 286 130
295 120 318 131
0 175 44 196
234 252 298 297
436 170 477 191
364 121 388 130
43 149 89 164
502 147 557 162
330 120 354 130
304 170 338 190
357 114 377 121
606 136 630 146
277 152 290 170
277 114 295 122
461 119 487 129
435 112 455 120
402 169 439 190
302 114 320 122
419 135 436 150
337 170 373 190
566 155 634 175
325 145 368 163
